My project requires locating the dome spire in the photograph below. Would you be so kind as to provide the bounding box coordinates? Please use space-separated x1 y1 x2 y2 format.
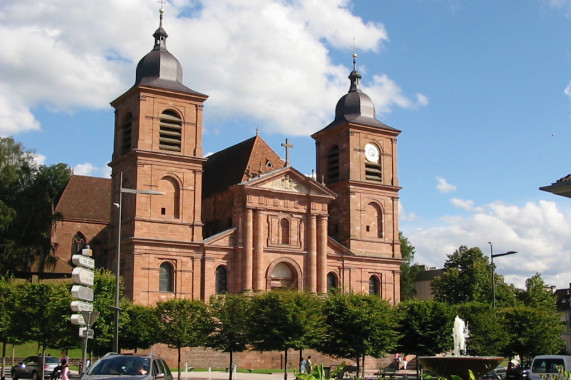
153 5 168 50
349 53 362 93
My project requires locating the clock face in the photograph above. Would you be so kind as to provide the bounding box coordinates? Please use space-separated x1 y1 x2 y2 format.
364 143 380 162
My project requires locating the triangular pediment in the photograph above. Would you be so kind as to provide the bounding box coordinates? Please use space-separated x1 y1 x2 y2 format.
203 227 237 247
240 167 335 198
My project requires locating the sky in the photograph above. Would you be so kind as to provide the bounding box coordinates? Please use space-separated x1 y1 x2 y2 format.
1 0 570 290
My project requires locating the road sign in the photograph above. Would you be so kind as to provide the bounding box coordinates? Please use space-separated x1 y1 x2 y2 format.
71 300 94 312
70 314 85 325
79 327 94 339
72 254 95 269
81 310 100 325
72 267 94 286
71 285 94 302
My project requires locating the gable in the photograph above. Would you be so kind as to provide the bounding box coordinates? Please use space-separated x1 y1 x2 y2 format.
242 167 336 198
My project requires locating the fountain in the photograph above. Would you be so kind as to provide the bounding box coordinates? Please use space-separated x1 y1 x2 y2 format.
418 316 503 380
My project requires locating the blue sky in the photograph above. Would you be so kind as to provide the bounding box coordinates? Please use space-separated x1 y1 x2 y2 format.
1 0 570 289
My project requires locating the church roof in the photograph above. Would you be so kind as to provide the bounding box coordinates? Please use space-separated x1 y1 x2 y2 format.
540 173 571 198
134 9 206 97
203 135 285 197
55 175 111 222
317 54 399 133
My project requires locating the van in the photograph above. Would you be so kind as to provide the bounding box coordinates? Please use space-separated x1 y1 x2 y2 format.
529 355 571 380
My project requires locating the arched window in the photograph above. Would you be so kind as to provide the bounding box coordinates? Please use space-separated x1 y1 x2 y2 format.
369 275 380 296
71 232 86 259
280 218 290 245
327 145 339 184
159 262 174 292
364 202 383 238
270 262 296 289
159 110 182 152
215 266 227 294
159 176 180 219
121 112 133 154
327 272 338 293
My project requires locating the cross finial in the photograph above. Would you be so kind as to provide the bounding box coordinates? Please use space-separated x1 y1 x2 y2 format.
281 138 294 167
158 0 167 10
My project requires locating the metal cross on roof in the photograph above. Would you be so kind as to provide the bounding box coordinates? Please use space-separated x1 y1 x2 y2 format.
281 138 293 167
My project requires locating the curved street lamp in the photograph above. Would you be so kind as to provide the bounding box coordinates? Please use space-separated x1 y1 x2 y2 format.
488 242 517 309
111 172 163 353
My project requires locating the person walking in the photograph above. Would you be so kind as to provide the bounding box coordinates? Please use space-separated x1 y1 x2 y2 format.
300 358 307 374
306 356 312 373
403 356 408 370
49 351 69 380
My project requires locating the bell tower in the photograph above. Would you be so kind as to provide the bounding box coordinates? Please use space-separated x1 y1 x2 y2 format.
312 54 401 258
108 8 208 302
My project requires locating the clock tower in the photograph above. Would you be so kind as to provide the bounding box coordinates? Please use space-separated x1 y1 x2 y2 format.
312 54 401 259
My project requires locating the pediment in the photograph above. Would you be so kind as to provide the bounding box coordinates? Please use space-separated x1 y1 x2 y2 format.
244 167 335 198
203 227 237 247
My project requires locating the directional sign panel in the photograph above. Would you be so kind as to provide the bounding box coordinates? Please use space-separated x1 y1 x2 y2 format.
72 254 95 269
72 267 94 286
71 285 94 302
79 327 94 339
71 300 94 312
70 314 86 325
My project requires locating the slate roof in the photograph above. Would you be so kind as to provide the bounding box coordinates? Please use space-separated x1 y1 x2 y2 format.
540 173 571 199
55 175 111 222
203 135 285 197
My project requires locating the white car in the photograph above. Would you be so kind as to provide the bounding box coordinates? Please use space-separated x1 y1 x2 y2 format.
528 355 571 380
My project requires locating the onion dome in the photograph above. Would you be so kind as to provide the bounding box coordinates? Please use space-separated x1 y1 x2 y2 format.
134 8 203 95
324 54 397 131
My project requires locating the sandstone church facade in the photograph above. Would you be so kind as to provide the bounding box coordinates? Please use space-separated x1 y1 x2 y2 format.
51 11 403 306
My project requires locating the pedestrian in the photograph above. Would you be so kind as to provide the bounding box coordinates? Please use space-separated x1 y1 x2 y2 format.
300 358 307 374
50 351 69 380
403 356 408 370
307 356 312 373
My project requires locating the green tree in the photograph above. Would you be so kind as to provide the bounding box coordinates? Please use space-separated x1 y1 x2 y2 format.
156 298 210 380
516 273 556 310
319 292 398 379
455 302 504 356
396 300 454 376
90 268 130 356
0 137 72 275
121 304 158 352
432 246 516 306
248 291 324 380
498 305 564 361
400 233 420 301
0 277 21 380
205 294 252 380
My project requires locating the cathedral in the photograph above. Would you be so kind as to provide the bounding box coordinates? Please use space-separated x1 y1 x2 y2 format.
51 10 403 305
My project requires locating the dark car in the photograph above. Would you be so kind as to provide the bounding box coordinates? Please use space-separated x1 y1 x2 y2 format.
11 356 59 380
480 371 501 380
81 353 172 380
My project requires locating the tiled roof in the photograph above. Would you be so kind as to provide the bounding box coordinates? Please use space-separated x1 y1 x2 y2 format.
203 135 285 197
556 174 571 183
55 175 111 222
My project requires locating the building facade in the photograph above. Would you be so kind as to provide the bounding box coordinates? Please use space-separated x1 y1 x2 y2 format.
52 11 403 305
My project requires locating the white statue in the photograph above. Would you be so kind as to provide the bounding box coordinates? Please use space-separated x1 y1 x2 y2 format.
453 315 467 356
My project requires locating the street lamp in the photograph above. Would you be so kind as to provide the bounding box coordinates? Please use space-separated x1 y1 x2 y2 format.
488 242 517 309
111 172 163 353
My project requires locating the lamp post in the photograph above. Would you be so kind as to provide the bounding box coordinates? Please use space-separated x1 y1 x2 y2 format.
112 172 162 353
488 242 517 309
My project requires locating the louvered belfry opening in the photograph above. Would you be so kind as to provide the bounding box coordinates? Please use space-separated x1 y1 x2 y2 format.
159 110 182 152
327 145 339 184
365 161 382 182
121 113 133 155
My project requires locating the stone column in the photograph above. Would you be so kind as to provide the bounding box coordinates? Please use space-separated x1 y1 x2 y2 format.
253 209 264 292
243 208 253 292
307 214 317 293
317 215 328 294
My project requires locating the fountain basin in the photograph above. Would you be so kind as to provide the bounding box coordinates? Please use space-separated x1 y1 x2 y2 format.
418 356 504 380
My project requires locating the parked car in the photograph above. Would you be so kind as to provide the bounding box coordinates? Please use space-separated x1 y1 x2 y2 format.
81 353 172 380
506 362 530 380
529 355 571 380
479 370 501 380
11 356 59 380
494 366 506 380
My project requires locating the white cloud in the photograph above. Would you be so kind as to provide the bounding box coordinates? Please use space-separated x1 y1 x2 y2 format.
402 200 571 290
0 0 423 136
399 202 419 222
450 198 485 213
73 163 111 178
436 176 457 193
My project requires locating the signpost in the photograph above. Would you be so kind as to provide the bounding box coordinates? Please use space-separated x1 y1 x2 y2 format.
71 246 98 373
